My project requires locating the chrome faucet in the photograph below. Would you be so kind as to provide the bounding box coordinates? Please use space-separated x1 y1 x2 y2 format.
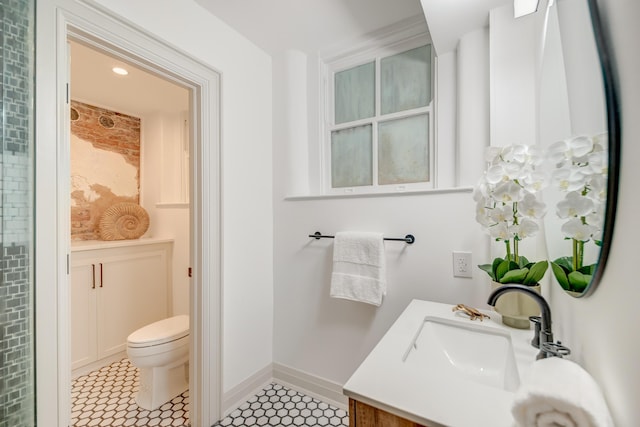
487 284 553 360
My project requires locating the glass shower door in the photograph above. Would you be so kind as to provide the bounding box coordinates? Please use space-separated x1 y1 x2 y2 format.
0 0 36 426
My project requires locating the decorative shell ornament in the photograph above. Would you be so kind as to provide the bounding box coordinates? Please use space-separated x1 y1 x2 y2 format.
99 203 150 241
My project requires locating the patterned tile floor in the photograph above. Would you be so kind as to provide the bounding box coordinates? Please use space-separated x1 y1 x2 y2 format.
214 383 349 427
71 358 190 426
72 360 349 427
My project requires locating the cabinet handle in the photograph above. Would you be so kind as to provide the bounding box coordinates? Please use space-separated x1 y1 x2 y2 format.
100 263 104 288
92 264 96 289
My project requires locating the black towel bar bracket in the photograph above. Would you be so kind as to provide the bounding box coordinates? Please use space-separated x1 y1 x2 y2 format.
309 231 415 245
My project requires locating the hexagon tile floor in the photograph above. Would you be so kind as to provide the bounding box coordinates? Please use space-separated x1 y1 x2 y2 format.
72 358 349 427
213 383 349 427
71 358 189 426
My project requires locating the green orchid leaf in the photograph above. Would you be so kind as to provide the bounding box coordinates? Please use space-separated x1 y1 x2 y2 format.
496 260 519 281
551 262 570 290
568 271 591 292
478 263 496 281
578 264 597 275
491 258 504 279
499 268 529 284
523 261 548 285
518 256 530 268
553 256 574 272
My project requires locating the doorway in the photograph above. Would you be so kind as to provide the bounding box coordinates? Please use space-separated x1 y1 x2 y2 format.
35 5 222 427
68 39 193 424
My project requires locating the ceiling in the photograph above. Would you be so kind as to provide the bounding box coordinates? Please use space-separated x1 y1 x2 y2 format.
69 0 513 115
70 41 189 116
194 0 426 54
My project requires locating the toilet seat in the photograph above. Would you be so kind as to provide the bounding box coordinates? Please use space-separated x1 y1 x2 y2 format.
127 315 189 348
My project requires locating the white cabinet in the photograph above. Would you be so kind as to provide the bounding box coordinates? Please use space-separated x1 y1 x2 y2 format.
71 240 173 371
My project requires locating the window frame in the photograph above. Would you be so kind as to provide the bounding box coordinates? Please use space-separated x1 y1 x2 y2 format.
320 27 436 195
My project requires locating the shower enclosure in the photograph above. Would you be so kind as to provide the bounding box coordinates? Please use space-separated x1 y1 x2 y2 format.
0 0 36 426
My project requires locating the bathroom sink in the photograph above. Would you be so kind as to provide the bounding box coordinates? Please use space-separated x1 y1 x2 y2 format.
403 316 520 391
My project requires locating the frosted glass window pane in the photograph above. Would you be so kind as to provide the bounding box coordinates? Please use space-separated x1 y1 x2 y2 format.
378 115 429 185
334 62 375 124
331 125 373 188
381 45 431 115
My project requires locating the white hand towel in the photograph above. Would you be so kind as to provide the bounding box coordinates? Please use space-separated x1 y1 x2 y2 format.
330 231 386 306
511 357 614 427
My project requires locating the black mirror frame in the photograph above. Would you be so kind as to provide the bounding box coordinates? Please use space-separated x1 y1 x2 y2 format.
576 0 621 297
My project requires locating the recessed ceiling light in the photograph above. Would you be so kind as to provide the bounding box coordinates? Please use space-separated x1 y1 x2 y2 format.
112 67 129 76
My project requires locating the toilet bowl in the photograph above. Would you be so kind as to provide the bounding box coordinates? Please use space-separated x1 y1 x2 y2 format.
127 315 189 410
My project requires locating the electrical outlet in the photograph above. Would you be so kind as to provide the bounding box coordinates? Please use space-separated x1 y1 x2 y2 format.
453 251 473 278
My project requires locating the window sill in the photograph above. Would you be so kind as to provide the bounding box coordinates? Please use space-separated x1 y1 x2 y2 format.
284 186 473 201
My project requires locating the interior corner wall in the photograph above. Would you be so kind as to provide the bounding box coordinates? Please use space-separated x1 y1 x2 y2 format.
91 0 274 394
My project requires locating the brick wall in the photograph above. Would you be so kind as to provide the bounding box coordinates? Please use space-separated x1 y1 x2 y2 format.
70 101 141 240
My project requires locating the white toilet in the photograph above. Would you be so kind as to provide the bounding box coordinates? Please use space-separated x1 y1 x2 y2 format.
126 315 189 410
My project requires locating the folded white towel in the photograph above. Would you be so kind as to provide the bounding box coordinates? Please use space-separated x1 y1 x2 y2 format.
330 231 386 306
511 357 613 427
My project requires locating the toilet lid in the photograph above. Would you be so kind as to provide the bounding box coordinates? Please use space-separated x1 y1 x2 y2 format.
127 315 189 347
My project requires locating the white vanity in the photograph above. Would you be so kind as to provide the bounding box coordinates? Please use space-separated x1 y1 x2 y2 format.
70 238 173 374
343 299 538 426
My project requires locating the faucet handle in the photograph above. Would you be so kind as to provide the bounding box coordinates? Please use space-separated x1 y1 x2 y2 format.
529 316 541 348
541 341 571 358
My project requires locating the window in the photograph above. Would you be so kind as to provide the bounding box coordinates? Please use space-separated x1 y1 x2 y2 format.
325 40 434 194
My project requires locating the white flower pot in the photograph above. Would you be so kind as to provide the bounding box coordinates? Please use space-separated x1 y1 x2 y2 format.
491 281 541 329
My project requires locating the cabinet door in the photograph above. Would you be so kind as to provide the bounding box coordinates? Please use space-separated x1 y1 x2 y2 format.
70 261 98 370
96 249 170 358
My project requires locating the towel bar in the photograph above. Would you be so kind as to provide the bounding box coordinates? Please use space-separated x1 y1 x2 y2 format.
308 231 415 244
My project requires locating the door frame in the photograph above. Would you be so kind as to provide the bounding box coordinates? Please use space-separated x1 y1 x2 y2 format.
35 1 223 426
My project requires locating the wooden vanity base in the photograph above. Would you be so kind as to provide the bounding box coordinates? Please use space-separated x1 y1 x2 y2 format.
349 398 427 427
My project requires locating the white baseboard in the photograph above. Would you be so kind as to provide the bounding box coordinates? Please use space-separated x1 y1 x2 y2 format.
72 351 127 379
221 362 349 416
272 363 348 409
221 364 273 416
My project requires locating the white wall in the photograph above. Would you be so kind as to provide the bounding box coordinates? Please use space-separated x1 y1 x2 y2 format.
142 112 191 316
549 0 640 425
272 192 488 385
489 3 540 147
271 7 492 389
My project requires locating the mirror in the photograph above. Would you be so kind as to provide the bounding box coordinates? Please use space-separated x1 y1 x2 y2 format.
539 0 620 297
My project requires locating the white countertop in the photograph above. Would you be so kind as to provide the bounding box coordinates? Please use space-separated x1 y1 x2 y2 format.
71 237 174 252
342 299 539 427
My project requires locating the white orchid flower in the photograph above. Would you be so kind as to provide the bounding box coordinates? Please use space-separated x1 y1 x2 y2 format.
556 191 594 219
586 209 604 231
489 222 515 241
561 218 597 242
524 145 546 167
522 170 548 193
588 150 608 175
501 145 527 163
514 218 540 239
587 174 607 203
551 167 587 192
489 204 515 224
518 194 547 219
493 181 524 203
568 135 594 158
547 140 570 165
